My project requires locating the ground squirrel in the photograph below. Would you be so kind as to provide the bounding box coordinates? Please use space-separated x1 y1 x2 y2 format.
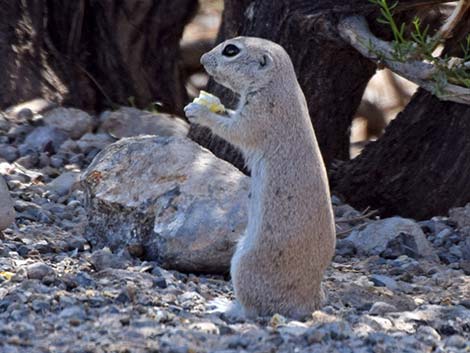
184 37 336 319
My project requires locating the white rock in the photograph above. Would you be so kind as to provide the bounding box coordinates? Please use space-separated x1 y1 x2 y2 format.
99 107 189 139
0 176 15 230
43 107 94 139
82 136 249 274
347 217 434 258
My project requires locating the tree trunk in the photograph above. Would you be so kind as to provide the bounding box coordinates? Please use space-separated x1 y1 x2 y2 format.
331 14 470 220
0 0 197 113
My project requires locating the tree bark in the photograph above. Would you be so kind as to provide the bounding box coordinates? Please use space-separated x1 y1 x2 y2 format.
0 0 197 113
331 14 470 220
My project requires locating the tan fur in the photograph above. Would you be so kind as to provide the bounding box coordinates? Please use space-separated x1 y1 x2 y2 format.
184 37 336 320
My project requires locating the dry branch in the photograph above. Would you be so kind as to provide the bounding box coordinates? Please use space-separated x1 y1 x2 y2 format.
434 0 470 40
337 15 470 105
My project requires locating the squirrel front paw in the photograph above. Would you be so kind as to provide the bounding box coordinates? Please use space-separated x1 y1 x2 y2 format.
184 102 211 125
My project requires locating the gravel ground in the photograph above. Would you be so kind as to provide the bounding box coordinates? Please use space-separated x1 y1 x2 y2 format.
1 106 469 353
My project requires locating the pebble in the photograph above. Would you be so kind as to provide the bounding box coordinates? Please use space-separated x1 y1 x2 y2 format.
26 263 55 280
369 302 398 315
89 248 127 271
23 126 69 153
0 145 19 162
370 274 398 291
445 335 467 349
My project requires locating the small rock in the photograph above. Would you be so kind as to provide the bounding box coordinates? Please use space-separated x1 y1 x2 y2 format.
26 262 55 280
0 144 18 162
89 248 127 271
74 272 96 288
127 243 145 258
50 155 65 168
46 171 80 196
59 305 87 321
15 153 38 169
370 275 399 291
23 126 69 153
434 228 453 247
153 277 168 289
0 176 15 230
449 203 470 228
334 204 361 219
8 124 34 142
42 107 94 139
305 328 327 344
347 217 434 259
461 237 470 261
460 260 470 275
360 315 393 331
0 112 10 132
335 239 356 257
369 302 398 315
416 325 441 344
445 335 467 349
77 133 114 154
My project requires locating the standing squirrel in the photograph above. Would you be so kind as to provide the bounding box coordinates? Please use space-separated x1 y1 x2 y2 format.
184 37 336 319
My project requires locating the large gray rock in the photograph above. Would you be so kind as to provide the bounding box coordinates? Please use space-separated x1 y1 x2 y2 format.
81 136 248 274
42 107 94 139
347 217 435 259
0 176 15 230
99 107 189 139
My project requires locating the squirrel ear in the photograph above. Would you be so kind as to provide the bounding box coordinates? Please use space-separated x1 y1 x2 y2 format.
259 54 273 69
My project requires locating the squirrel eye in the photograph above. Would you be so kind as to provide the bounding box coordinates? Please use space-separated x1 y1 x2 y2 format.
222 44 240 57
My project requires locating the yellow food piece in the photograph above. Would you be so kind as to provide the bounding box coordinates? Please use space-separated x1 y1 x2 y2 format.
269 313 287 328
0 271 14 281
193 90 225 113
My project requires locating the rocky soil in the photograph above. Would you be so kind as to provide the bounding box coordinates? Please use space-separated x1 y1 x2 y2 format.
0 104 469 353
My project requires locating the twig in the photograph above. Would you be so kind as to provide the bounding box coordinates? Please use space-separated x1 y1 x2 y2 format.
394 0 458 13
335 209 379 223
335 223 369 238
433 0 470 40
337 15 470 105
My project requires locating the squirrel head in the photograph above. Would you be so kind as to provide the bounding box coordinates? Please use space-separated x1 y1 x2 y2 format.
201 37 293 95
